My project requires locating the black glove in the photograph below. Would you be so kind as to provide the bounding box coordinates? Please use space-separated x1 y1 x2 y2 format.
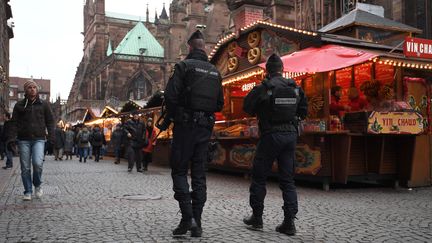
156 118 171 131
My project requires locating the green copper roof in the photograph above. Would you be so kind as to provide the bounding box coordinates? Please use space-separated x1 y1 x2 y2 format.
114 22 164 58
107 39 113 56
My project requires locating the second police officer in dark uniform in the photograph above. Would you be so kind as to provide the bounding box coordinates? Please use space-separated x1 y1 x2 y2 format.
157 30 224 237
242 54 308 236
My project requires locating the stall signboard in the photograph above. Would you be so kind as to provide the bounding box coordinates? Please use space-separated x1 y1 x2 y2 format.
404 37 432 59
368 111 424 134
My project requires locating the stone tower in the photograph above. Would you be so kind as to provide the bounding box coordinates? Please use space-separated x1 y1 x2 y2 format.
169 0 188 61
83 0 107 66
80 0 109 100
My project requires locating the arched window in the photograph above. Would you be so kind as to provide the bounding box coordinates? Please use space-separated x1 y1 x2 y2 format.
128 73 152 100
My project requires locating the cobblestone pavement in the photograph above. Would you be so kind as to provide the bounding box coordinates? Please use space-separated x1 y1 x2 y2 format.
0 155 431 243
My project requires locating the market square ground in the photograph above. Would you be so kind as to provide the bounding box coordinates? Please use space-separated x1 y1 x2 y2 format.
0 156 431 242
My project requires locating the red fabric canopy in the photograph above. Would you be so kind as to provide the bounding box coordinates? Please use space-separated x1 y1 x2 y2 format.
260 44 378 73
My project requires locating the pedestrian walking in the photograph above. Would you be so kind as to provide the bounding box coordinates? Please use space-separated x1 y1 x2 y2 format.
90 126 105 162
0 120 4 161
110 124 125 164
242 54 308 236
8 79 55 201
54 122 65 161
157 30 224 237
77 126 91 163
142 117 157 171
1 113 14 169
64 124 75 160
124 111 147 172
73 126 80 158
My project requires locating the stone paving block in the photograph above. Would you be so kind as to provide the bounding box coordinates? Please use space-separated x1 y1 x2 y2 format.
0 156 431 242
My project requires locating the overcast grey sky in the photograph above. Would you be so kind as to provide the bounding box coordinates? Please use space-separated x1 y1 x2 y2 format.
9 0 172 100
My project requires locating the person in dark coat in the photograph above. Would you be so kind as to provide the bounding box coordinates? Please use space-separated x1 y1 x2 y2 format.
9 79 55 201
1 113 14 169
76 126 91 163
157 30 224 237
64 124 75 160
142 117 157 171
242 54 308 236
0 122 4 161
110 124 125 164
90 126 106 162
124 111 147 172
54 122 65 161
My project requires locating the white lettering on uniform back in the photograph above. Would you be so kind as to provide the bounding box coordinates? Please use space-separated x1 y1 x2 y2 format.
275 98 297 105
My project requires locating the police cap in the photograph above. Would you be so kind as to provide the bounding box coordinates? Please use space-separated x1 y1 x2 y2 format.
265 53 283 74
187 30 205 45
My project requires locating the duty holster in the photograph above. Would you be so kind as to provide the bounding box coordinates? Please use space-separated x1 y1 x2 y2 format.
175 107 215 129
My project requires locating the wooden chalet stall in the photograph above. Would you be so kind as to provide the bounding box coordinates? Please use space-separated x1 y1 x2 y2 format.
84 106 121 153
209 20 432 189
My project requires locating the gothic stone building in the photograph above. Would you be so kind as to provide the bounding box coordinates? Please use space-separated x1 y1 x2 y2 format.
66 0 230 122
0 0 13 121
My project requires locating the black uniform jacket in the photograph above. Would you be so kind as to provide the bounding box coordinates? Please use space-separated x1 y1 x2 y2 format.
243 73 308 134
164 48 224 120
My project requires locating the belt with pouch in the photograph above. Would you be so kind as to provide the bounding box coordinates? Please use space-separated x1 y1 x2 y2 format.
176 109 215 128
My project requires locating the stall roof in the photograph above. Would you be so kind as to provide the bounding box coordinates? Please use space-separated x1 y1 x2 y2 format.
120 99 147 113
145 91 164 108
100 106 119 118
259 44 378 73
258 44 432 73
319 8 422 34
321 33 404 52
209 20 319 61
82 108 100 123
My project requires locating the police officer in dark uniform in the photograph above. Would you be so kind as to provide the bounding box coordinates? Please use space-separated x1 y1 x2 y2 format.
157 30 224 237
242 53 308 236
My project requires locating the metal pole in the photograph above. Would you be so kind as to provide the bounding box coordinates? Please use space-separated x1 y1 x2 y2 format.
295 0 297 28
321 0 325 28
314 0 318 30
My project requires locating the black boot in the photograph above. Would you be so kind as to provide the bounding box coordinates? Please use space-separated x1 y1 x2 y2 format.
172 218 192 235
190 218 202 237
276 218 296 236
243 214 263 230
173 201 193 235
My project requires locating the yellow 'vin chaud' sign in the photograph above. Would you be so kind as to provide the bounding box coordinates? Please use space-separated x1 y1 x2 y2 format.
368 111 424 134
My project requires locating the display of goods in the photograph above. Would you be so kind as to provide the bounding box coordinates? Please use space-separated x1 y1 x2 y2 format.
213 125 225 132
227 56 239 72
219 124 249 137
228 42 238 57
308 96 324 116
303 120 326 132
247 47 261 65
158 130 172 139
329 115 342 131
247 31 261 48
378 83 394 100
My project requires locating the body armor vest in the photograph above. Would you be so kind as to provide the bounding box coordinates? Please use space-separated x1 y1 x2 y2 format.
182 59 221 112
264 79 299 124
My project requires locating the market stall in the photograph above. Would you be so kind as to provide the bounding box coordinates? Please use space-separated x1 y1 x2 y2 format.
84 106 121 142
206 21 431 189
